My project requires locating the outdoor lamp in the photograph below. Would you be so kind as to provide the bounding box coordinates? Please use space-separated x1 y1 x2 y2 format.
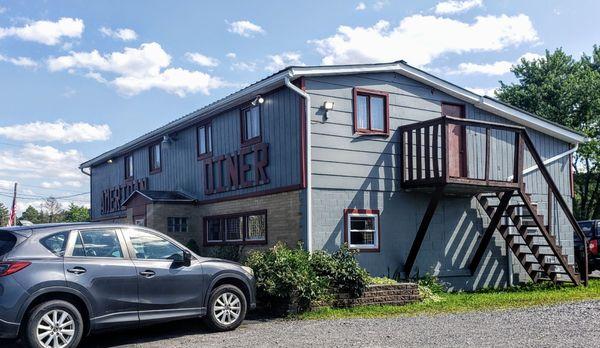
323 101 334 120
251 95 264 106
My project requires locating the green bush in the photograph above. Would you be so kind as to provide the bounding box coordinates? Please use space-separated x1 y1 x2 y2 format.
185 239 201 254
368 276 398 285
245 243 369 313
207 245 244 262
245 243 326 312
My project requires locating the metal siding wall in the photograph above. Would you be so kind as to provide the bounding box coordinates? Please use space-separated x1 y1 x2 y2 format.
90 87 301 220
306 72 575 288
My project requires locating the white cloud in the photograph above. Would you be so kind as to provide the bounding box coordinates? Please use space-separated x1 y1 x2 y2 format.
41 181 62 189
226 52 237 59
467 87 497 96
355 2 366 10
47 42 228 97
450 52 544 75
227 20 265 37
0 120 111 143
231 61 257 72
310 14 538 67
373 0 389 10
0 17 84 45
185 52 219 67
0 6 6 14
0 144 87 183
0 54 37 68
99 26 138 41
519 52 543 62
265 52 304 72
434 0 482 15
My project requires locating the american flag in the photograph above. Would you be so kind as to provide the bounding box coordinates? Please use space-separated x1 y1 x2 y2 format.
7 183 17 227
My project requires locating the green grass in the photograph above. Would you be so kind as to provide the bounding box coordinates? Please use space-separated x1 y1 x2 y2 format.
296 279 600 320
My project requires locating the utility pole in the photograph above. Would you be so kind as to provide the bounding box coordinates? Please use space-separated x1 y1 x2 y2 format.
8 182 17 227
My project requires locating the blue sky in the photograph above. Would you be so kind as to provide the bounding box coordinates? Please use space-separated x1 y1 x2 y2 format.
0 0 598 214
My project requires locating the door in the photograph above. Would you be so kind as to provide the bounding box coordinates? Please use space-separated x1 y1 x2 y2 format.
64 228 139 329
442 103 467 177
122 228 206 323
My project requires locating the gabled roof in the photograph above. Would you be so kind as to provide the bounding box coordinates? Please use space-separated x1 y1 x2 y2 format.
81 61 586 168
122 190 196 206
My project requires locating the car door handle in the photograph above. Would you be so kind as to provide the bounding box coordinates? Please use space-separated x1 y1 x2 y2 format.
67 267 86 275
139 270 155 278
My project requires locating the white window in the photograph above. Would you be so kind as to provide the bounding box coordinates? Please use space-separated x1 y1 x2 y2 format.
197 124 212 156
167 217 188 233
345 210 379 251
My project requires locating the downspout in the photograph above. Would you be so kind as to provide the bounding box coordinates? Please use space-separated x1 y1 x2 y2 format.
507 144 578 181
80 167 91 176
284 76 313 252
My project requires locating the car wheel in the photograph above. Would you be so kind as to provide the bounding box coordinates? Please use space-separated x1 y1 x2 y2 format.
24 300 84 348
205 284 247 331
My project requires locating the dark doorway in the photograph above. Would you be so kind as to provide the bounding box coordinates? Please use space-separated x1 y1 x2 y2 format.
442 103 467 178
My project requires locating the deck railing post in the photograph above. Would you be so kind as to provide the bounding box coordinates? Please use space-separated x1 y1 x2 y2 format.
441 118 448 184
485 127 491 183
514 132 524 187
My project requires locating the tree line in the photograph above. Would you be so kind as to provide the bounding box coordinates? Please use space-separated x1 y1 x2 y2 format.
0 197 90 226
497 45 600 220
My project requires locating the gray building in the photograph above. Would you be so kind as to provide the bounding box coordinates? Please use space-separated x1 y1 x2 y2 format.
80 61 588 290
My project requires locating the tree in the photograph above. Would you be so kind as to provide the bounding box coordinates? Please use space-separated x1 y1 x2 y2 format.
0 202 9 226
19 205 41 224
64 203 90 222
41 197 64 223
496 47 600 220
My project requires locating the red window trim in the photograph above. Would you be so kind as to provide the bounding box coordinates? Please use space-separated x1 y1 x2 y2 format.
124 153 134 181
240 103 262 147
352 87 390 136
148 142 162 174
203 209 268 246
196 121 213 160
343 208 381 253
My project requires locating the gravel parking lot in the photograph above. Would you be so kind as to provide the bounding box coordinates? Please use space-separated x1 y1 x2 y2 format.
3 300 599 347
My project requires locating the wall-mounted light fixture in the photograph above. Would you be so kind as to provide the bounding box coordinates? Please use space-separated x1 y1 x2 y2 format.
162 135 172 145
323 101 334 120
107 159 113 164
251 95 264 106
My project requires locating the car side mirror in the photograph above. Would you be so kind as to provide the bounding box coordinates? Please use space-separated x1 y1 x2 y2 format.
182 250 192 267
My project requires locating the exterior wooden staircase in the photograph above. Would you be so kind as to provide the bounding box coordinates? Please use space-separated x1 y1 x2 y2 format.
476 189 580 285
399 116 589 286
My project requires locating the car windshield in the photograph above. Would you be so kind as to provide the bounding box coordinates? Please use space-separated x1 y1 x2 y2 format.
0 231 17 257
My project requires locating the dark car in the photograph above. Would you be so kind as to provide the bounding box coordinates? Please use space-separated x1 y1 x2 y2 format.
0 223 256 348
575 220 600 273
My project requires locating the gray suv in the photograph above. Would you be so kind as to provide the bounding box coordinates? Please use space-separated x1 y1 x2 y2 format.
0 223 256 348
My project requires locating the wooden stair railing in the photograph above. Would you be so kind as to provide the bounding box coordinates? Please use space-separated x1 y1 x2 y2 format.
476 191 580 285
400 116 588 286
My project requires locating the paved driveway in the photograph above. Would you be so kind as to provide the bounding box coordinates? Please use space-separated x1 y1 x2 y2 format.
2 301 598 347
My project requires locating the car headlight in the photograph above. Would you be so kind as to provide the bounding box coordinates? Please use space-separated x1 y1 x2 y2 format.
241 266 254 276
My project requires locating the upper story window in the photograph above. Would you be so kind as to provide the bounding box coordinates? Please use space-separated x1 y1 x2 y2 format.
149 143 161 173
197 123 212 159
353 88 389 135
344 209 380 252
241 104 261 145
124 154 134 180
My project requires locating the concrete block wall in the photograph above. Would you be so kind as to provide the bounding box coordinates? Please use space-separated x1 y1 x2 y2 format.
312 188 509 291
137 190 304 256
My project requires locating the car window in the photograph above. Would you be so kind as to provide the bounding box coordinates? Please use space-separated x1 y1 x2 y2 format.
0 232 17 257
72 230 123 258
41 232 69 257
577 222 593 241
127 229 183 261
